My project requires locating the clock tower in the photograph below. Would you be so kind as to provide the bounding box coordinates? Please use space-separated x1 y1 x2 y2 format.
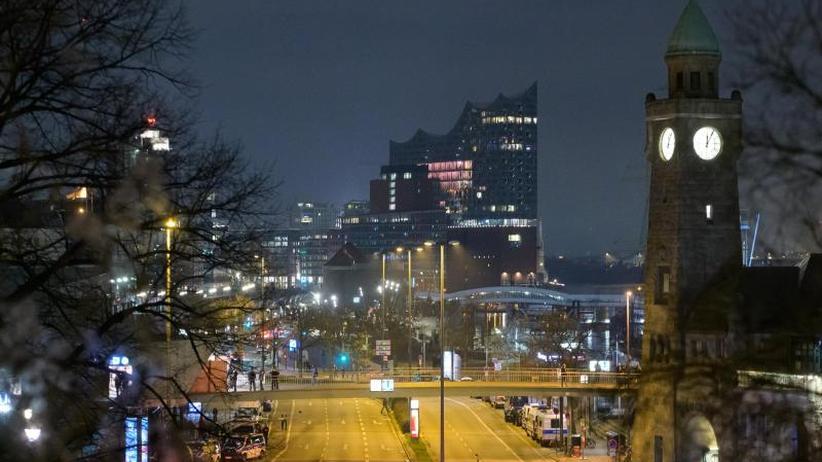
632 1 742 461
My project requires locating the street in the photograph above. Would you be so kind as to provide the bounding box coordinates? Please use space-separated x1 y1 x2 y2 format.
418 397 610 462
266 398 409 461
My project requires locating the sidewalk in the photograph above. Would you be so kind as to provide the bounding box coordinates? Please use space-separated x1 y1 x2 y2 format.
551 456 612 462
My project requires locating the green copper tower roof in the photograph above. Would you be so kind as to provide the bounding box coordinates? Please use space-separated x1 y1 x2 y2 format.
666 0 721 57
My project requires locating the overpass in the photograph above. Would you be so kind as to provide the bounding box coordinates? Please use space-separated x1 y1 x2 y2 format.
189 368 639 404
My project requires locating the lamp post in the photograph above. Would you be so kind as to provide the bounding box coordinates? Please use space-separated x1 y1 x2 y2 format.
397 246 419 367
438 242 445 462
381 252 387 370
424 239 458 462
256 255 267 379
164 217 178 405
625 290 632 368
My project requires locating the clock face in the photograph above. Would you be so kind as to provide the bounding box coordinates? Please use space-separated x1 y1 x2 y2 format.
658 127 675 161
693 126 722 160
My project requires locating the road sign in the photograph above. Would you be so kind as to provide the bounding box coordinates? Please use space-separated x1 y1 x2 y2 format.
608 436 618 456
369 379 395 392
376 339 391 356
410 399 420 438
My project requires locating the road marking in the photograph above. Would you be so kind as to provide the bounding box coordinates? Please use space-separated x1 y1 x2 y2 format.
271 400 296 461
447 398 525 462
469 399 547 460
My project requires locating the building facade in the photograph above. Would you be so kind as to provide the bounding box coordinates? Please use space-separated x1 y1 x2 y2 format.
632 3 822 461
389 82 537 220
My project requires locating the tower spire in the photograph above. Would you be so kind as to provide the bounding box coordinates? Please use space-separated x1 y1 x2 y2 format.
664 0 721 98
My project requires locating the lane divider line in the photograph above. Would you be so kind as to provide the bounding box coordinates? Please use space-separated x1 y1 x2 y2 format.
447 397 525 462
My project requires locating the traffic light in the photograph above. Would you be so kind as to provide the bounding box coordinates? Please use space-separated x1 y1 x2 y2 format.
338 353 349 365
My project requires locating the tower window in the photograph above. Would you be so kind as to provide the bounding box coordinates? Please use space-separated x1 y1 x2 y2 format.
656 266 671 304
676 72 684 91
708 72 715 92
705 204 713 224
690 72 701 90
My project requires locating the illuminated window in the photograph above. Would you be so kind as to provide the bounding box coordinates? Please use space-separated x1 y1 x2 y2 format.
705 204 713 224
656 266 671 304
476 192 482 199
508 234 522 248
403 172 412 179
389 204 395 211
390 173 397 180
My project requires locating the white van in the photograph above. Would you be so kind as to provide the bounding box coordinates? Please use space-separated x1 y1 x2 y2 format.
533 409 569 447
520 403 547 436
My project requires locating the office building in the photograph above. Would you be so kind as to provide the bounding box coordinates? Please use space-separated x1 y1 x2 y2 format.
389 82 537 220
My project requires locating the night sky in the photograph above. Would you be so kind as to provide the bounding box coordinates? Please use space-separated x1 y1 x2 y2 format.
187 0 730 257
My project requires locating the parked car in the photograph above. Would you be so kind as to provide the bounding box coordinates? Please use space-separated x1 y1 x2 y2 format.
221 434 266 461
493 396 506 409
234 406 260 421
227 419 265 436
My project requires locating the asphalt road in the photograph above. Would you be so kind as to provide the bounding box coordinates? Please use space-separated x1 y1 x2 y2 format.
418 397 558 462
265 398 409 462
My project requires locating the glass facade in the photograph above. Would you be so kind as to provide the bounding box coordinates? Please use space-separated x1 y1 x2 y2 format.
388 82 537 220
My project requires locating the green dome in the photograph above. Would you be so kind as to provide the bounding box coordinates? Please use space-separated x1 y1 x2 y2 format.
666 0 721 57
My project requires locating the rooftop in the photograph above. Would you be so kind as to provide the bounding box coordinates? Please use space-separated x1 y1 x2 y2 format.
666 0 721 57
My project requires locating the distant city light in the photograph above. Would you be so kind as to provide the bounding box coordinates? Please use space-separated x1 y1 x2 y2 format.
24 428 41 442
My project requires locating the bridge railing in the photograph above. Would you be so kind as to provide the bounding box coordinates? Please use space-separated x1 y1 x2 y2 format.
268 368 638 388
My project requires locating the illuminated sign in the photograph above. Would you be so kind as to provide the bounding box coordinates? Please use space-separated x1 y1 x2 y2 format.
109 355 132 399
288 339 298 351
140 417 149 462
125 417 138 462
369 379 395 392
410 399 420 439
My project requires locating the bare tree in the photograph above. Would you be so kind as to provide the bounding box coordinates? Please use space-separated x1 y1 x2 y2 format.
528 309 590 368
0 1 276 460
730 0 822 252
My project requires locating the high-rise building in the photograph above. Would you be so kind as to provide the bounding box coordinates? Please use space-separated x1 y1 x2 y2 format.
389 83 537 220
288 201 339 232
369 165 437 214
334 83 545 291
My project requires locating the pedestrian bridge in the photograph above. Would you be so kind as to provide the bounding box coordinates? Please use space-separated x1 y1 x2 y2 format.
189 368 639 404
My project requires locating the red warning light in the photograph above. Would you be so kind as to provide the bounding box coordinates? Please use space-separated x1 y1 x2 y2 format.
146 116 157 127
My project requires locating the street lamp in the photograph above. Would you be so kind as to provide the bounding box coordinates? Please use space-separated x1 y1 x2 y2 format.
164 217 177 405
425 239 459 462
255 254 268 380
625 290 632 368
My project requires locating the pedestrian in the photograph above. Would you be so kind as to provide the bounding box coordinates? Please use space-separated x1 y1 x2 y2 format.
312 367 318 385
249 367 257 391
279 413 287 430
271 369 280 390
114 372 124 397
212 407 218 422
230 370 238 392
259 370 264 390
560 362 567 387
